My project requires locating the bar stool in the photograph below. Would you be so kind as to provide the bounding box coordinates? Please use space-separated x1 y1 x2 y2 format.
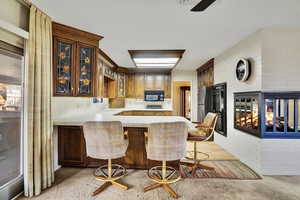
184 112 218 176
83 121 129 196
144 122 188 199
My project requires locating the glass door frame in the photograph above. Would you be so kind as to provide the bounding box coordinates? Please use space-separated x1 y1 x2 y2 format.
0 41 25 200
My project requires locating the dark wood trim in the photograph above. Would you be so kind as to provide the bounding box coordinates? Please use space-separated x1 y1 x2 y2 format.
53 22 103 47
0 40 23 56
197 58 214 73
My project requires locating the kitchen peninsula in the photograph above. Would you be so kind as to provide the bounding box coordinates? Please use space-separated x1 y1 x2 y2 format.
49 21 193 172
54 109 193 169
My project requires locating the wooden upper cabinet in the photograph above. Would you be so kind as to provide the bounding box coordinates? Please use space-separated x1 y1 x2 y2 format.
144 73 155 90
135 72 145 99
154 74 164 90
164 73 171 98
117 73 125 97
125 72 171 99
125 72 136 98
144 72 169 91
52 22 103 97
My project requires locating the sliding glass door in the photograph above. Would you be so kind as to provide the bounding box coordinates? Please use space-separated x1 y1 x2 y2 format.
0 46 24 199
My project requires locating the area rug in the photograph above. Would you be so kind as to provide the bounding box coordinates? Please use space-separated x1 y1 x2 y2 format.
180 160 261 180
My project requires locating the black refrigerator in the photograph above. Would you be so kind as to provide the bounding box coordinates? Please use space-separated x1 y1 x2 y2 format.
198 83 227 137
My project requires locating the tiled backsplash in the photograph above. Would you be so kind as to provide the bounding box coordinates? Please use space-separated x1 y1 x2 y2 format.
52 97 109 120
52 97 172 120
125 98 172 109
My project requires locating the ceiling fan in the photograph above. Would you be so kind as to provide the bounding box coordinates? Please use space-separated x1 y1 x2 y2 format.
190 0 216 12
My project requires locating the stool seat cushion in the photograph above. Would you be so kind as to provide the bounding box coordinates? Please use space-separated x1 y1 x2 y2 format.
188 128 206 137
187 135 208 141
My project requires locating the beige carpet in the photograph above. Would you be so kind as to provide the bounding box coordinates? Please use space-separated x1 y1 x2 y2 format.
16 142 263 200
17 143 300 200
180 161 261 179
17 168 300 200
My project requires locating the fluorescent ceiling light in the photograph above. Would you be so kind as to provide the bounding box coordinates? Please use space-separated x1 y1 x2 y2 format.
136 63 175 67
134 58 179 64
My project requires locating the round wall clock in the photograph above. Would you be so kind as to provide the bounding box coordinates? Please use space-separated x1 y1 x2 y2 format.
236 58 251 82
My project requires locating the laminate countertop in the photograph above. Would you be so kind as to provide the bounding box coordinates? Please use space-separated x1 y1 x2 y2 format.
53 108 193 128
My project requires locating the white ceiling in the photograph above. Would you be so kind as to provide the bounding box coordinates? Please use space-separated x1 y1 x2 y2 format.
31 0 300 70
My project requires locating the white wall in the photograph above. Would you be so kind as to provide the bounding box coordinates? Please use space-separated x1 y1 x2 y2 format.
171 70 198 121
213 30 263 173
214 28 300 175
260 28 300 175
262 28 300 91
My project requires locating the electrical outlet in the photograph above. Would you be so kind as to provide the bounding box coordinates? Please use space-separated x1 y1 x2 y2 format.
90 97 103 103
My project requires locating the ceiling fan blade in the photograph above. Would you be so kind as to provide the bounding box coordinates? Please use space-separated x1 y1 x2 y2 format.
191 0 216 12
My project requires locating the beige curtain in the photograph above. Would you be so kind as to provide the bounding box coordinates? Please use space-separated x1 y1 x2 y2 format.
24 5 54 197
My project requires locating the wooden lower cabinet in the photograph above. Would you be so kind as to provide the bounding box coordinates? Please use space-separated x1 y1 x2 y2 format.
58 126 87 167
58 126 179 169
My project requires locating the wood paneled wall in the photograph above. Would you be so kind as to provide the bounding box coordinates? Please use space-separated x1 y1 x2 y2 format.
197 58 214 87
197 58 214 121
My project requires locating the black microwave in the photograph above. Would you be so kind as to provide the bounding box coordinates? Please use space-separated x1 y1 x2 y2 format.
144 90 164 102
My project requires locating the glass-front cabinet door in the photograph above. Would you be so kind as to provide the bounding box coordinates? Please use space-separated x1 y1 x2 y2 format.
77 43 94 96
53 37 76 96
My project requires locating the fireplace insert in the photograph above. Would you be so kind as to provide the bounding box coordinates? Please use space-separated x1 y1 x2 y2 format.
234 92 261 137
234 91 300 139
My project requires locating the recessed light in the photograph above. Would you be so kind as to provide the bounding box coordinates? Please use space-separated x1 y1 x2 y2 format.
128 50 185 69
136 63 175 68
133 58 179 64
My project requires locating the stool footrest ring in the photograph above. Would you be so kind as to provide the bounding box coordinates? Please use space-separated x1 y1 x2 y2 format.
94 164 127 181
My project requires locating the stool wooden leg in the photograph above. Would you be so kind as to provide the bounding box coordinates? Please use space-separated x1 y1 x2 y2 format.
196 163 214 171
111 180 128 190
92 182 111 196
163 184 178 199
144 183 162 192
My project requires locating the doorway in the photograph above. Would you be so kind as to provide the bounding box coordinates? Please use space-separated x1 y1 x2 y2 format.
180 86 191 120
172 81 191 119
